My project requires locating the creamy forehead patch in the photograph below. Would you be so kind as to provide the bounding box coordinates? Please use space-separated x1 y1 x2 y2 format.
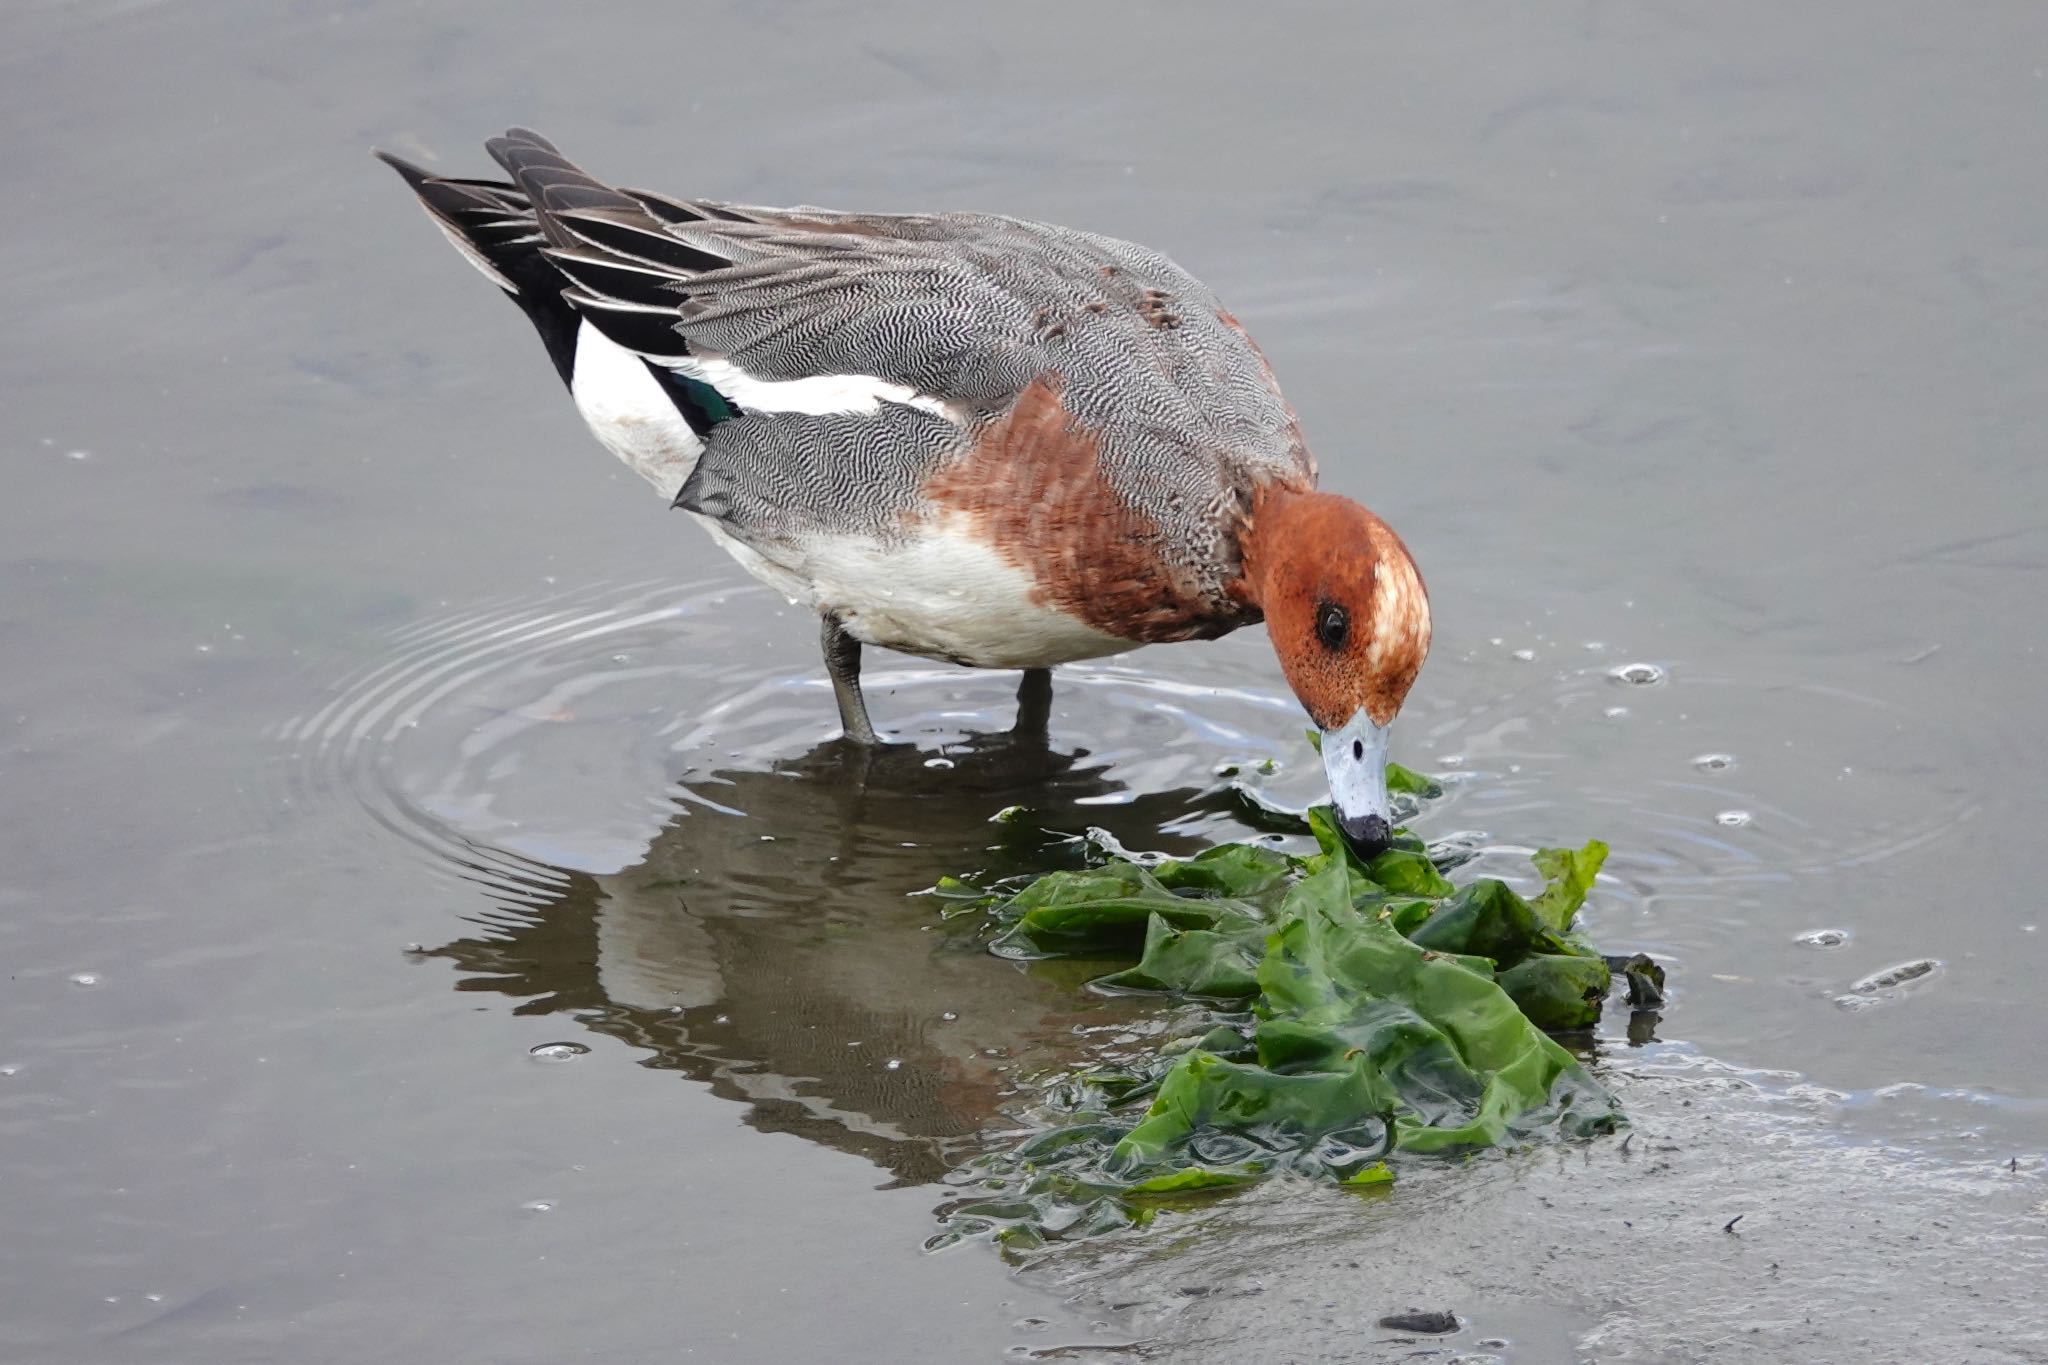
1367 543 1430 671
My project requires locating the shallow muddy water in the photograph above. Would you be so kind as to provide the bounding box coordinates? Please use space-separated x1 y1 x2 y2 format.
4 1 2047 1360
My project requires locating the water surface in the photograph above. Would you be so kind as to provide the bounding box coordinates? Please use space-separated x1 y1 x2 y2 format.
4 1 2046 1360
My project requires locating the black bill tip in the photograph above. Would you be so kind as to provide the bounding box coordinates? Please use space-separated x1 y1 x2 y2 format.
1338 811 1392 860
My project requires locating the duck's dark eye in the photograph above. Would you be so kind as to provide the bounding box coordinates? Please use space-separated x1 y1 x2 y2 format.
1314 601 1349 651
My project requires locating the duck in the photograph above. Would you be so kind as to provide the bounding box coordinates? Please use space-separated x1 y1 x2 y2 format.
376 129 1431 858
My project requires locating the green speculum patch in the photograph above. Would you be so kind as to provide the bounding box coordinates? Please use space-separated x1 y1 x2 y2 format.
928 764 1654 1251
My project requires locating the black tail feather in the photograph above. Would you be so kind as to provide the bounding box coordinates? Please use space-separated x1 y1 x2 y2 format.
374 145 580 384
553 208 732 275
373 148 438 194
377 130 743 419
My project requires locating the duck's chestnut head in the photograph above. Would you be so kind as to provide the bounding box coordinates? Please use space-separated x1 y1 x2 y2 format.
1240 487 1431 859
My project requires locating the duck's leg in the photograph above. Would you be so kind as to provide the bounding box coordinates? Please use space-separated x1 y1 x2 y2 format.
1013 667 1053 739
821 614 878 745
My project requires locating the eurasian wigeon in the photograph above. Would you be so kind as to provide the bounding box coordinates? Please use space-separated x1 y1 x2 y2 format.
378 129 1431 857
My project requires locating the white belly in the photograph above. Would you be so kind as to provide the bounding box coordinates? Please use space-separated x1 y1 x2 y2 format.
701 511 1127 670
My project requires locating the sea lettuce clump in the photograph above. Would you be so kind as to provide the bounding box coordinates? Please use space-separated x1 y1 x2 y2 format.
932 770 1654 1250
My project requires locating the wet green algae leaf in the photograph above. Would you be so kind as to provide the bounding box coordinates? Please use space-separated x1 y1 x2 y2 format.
1530 841 1607 934
934 806 1634 1250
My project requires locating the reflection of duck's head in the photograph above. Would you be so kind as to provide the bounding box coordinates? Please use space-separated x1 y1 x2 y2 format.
424 729 1239 1184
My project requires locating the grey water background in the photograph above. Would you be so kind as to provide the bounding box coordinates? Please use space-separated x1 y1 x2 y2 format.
4 1 2047 1360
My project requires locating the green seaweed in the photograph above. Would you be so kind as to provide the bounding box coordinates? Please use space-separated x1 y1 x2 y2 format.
1094 913 1264 1001
930 794 1646 1251
1531 840 1609 933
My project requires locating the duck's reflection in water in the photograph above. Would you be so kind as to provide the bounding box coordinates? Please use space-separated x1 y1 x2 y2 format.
424 726 1250 1185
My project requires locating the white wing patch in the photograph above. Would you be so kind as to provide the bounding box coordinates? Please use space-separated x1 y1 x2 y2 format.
569 321 704 498
568 323 963 503
676 354 962 423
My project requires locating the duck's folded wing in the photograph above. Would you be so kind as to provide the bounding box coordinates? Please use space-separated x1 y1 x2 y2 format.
673 404 965 548
567 209 1073 412
486 130 1291 431
610 202 1313 493
479 132 1037 421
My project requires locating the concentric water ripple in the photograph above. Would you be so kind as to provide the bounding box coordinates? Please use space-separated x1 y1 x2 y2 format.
272 577 1321 905
274 577 751 903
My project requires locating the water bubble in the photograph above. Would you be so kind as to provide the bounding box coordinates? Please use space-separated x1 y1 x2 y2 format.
66 449 90 461
1693 753 1735 771
520 1199 555 1213
1716 810 1752 827
0 1064 18 1077
1795 929 1849 948
68 972 100 988
885 1059 903 1071
940 1011 959 1022
924 756 955 770
528 1042 589 1063
1604 705 1630 719
1511 648 1535 662
1609 662 1667 686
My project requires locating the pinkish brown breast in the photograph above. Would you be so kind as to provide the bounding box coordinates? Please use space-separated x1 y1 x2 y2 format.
924 373 1270 644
